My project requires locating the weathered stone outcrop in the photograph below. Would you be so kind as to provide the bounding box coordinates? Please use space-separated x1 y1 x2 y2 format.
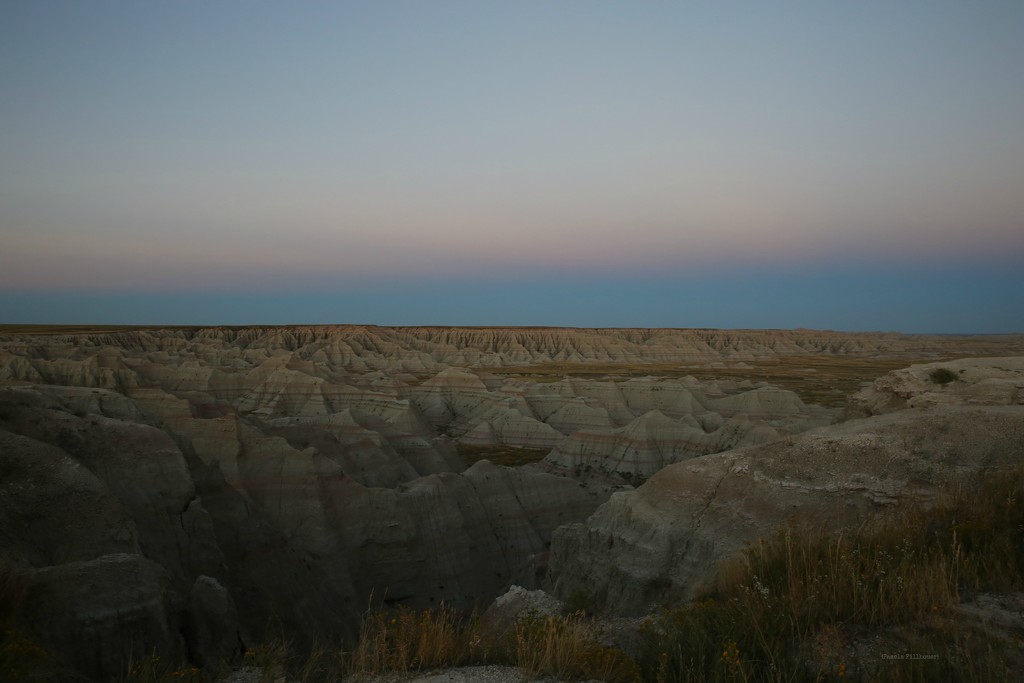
540 382 832 483
846 356 1024 417
327 460 606 609
183 575 244 669
25 554 183 680
548 404 1024 616
0 381 608 680
543 410 779 482
0 393 236 680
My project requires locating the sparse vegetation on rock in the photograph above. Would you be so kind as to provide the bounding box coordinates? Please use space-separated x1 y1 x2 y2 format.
928 367 959 384
636 467 1024 681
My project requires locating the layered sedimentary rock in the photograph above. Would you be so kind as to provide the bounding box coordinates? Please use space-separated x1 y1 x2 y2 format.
846 356 1024 417
548 363 1024 616
538 378 834 483
329 460 604 608
407 369 566 449
2 326 1023 681
4 326 1023 378
543 410 783 483
0 382 604 680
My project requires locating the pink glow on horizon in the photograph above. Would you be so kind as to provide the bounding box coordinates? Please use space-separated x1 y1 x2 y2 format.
3 3 1023 296
3 212 1022 293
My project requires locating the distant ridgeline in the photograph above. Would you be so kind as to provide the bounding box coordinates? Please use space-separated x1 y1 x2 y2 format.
2 325 1022 370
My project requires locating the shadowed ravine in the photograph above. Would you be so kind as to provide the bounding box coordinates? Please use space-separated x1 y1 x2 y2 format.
1 326 1022 681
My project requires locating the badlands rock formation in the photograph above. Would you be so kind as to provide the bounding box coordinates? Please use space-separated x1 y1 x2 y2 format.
548 362 1024 616
846 356 1024 417
539 379 833 483
1 326 1022 680
2 325 1021 374
0 384 603 680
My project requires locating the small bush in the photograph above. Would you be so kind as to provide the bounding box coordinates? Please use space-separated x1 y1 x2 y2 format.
1 628 59 682
562 590 599 616
928 367 958 384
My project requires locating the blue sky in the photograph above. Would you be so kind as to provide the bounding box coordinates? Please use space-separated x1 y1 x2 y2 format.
1 1 1022 331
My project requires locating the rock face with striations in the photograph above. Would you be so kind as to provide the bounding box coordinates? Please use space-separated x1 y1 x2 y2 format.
2 327 1023 680
547 361 1024 616
0 380 604 680
543 410 782 483
539 379 833 484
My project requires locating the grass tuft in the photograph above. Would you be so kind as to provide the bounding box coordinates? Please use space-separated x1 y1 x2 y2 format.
512 610 639 682
343 603 638 682
345 603 485 675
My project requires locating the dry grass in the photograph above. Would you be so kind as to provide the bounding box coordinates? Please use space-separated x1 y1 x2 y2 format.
346 603 482 675
344 603 638 682
637 467 1024 682
115 654 202 683
512 611 639 682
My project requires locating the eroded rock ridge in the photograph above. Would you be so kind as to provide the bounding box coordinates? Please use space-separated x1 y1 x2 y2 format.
1 326 1022 679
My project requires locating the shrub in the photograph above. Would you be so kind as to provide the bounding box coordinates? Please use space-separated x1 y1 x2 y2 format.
561 590 599 616
928 367 958 384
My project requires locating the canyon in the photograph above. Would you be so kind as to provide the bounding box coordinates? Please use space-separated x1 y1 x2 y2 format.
1 325 1022 680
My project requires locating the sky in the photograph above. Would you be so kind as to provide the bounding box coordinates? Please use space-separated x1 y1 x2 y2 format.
1 1 1022 332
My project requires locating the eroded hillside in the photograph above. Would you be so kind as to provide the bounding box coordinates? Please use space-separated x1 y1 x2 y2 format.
1 326 1022 680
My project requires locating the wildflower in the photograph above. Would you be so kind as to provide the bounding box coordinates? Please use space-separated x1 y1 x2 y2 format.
720 640 741 669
